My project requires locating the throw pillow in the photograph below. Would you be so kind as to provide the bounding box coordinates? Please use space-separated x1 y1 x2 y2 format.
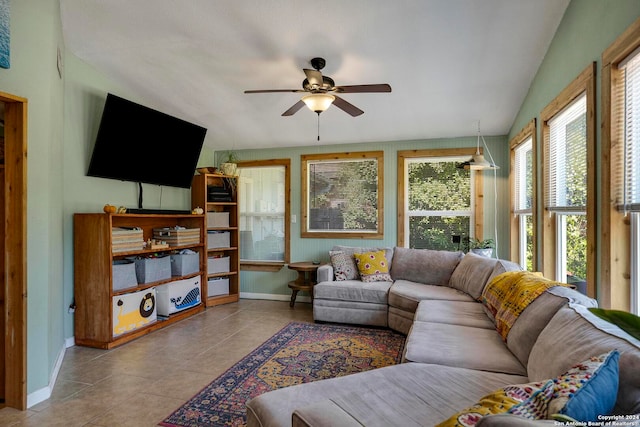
548 350 620 422
353 250 392 283
329 250 359 281
436 380 555 427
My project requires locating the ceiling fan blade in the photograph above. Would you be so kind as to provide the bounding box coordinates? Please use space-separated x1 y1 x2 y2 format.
282 100 305 116
334 84 392 93
332 95 364 117
244 89 304 93
303 69 323 88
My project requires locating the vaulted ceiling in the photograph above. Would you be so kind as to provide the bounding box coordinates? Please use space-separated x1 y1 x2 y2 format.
60 0 569 150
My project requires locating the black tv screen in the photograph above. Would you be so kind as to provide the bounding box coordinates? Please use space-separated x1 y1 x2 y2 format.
87 93 207 189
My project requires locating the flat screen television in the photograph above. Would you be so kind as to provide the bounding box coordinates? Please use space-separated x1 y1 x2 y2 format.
87 93 207 189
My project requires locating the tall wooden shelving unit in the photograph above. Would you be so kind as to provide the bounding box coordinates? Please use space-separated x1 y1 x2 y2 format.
191 173 240 306
73 213 206 349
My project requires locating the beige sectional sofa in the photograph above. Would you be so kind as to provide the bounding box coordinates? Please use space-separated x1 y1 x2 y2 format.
246 247 640 426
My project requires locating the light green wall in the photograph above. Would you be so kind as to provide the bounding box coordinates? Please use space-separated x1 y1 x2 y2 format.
2 0 65 395
508 0 640 300
218 135 509 298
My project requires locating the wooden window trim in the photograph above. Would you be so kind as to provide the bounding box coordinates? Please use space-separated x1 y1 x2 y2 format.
301 151 384 239
509 119 537 269
397 148 483 247
236 159 290 271
540 63 596 297
601 17 640 309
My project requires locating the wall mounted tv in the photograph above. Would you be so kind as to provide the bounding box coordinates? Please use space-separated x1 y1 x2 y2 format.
87 93 207 189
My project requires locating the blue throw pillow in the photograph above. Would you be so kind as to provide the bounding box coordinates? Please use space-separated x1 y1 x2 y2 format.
549 350 620 422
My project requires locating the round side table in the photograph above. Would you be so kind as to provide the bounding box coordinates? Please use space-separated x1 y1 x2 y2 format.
287 262 321 307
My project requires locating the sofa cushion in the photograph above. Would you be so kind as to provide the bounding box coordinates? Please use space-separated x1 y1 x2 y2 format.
448 252 499 301
389 280 474 313
548 350 620 422
415 300 495 329
436 380 555 427
527 304 640 415
332 245 394 265
246 362 529 427
314 280 392 304
390 247 463 285
353 250 392 283
403 321 526 376
482 271 571 340
329 250 359 281
506 288 597 368
487 258 523 283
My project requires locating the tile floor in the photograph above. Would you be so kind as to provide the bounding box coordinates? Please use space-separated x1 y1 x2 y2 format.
0 299 313 426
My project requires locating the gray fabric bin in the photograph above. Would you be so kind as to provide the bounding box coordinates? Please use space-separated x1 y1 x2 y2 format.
170 253 200 276
112 260 138 291
134 256 171 284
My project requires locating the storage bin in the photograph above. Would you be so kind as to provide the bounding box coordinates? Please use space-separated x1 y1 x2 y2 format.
207 277 230 297
112 288 157 337
208 256 230 274
156 276 201 316
133 255 171 283
207 212 230 228
207 231 230 249
153 227 200 246
170 253 199 276
112 259 138 291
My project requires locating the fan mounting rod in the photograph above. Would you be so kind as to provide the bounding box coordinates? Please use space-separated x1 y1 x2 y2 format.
310 57 326 71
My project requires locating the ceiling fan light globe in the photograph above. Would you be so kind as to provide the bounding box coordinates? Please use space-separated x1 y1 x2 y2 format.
302 93 335 113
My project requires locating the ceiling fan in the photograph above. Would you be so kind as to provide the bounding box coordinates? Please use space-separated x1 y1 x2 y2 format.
244 57 391 117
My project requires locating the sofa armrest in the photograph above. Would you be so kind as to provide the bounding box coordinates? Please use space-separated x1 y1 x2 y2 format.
316 264 334 283
476 414 556 426
292 400 363 427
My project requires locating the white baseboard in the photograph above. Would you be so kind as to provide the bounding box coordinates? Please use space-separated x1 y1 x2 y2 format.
26 340 68 408
240 292 311 303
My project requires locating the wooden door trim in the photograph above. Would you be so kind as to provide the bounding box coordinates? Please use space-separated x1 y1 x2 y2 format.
0 90 27 410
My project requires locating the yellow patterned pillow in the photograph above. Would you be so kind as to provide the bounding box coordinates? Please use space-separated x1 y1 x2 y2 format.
353 250 392 283
436 380 555 427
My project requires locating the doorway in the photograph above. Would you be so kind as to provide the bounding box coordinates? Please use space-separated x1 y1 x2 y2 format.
0 91 27 410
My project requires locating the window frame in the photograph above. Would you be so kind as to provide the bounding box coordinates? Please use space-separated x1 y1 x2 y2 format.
236 159 291 272
397 148 484 247
540 63 596 297
602 17 640 309
509 119 537 270
301 151 384 239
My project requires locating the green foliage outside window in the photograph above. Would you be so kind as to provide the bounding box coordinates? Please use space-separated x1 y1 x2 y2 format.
408 160 471 250
308 159 378 231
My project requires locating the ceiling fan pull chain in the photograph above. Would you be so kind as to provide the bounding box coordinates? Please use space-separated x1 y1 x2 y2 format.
317 112 321 141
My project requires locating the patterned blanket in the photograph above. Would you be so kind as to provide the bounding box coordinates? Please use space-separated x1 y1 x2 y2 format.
482 271 572 340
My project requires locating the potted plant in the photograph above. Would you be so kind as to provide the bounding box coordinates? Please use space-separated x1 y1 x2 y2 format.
219 151 239 176
588 308 640 340
467 238 495 258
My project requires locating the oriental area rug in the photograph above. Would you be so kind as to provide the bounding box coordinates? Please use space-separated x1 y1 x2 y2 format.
160 321 405 427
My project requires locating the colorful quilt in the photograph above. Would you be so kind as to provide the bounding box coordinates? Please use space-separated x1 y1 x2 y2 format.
482 271 571 340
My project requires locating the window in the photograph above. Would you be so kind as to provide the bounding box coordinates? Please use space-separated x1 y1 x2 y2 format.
541 64 595 296
236 159 290 271
398 149 484 249
603 18 640 312
509 120 536 271
623 51 640 314
301 151 383 239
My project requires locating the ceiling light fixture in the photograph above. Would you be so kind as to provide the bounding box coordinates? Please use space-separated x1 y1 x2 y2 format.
459 121 500 170
302 93 335 113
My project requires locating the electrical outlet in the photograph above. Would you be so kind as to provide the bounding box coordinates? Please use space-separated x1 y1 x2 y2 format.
291 214 297 224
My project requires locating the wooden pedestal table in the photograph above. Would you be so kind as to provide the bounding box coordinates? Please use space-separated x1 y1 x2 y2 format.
287 262 321 307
